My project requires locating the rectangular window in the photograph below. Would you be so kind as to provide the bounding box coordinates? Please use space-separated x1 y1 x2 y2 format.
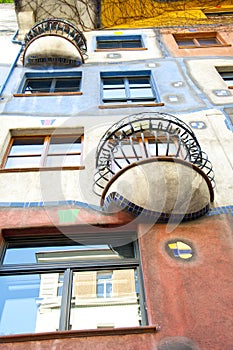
0 230 146 334
96 35 144 50
100 71 161 107
174 32 229 48
216 67 233 88
204 11 233 18
1 134 84 171
14 72 82 97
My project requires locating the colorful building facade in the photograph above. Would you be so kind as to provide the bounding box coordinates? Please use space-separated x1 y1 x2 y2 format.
0 1 232 349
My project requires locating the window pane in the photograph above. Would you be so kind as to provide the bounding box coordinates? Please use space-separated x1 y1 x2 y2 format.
176 39 195 46
24 79 52 93
10 144 44 156
122 40 142 48
97 41 119 49
54 79 80 92
48 138 81 155
45 154 81 167
198 37 219 45
5 156 41 168
3 244 127 265
70 269 141 330
0 273 62 335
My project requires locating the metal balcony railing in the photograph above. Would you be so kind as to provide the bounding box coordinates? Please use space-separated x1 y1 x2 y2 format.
94 112 215 197
23 18 87 64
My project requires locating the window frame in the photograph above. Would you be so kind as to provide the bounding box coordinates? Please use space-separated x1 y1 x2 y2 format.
0 229 147 333
216 67 233 89
99 71 163 108
14 71 83 97
95 35 147 51
173 32 230 49
0 133 85 172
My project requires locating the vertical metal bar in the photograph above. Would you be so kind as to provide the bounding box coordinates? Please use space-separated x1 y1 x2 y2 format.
59 268 73 331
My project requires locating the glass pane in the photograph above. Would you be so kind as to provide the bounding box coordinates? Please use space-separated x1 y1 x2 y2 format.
176 39 195 46
3 243 128 265
54 79 80 92
0 273 62 335
103 88 126 99
70 268 140 330
122 40 142 48
130 87 153 99
103 78 125 89
24 79 52 93
97 41 118 49
198 37 219 45
5 156 41 168
10 143 44 156
45 154 81 167
48 138 81 155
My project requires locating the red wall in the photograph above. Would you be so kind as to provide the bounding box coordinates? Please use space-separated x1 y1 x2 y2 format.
0 207 232 350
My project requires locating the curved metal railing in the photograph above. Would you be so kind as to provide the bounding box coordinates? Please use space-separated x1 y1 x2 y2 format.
93 112 215 196
24 18 87 60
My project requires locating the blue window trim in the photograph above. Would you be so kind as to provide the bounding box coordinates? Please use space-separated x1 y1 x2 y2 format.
100 70 160 105
17 71 82 94
96 35 144 49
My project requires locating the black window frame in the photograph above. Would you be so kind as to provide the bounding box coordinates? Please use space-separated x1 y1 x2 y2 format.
0 229 148 334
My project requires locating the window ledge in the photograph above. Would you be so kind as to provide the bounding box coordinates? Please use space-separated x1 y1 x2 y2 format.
13 92 83 97
95 48 148 52
0 166 85 173
99 102 164 109
178 44 231 49
0 326 158 343
228 86 233 89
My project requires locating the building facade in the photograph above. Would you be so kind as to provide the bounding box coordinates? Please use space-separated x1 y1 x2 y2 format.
0 1 232 349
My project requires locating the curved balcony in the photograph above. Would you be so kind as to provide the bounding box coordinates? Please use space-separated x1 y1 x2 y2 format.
23 18 87 67
94 112 215 222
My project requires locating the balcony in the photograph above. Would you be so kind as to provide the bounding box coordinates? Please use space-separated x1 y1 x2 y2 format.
23 18 87 67
94 112 215 222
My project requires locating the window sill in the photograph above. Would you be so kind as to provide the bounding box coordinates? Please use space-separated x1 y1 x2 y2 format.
0 166 85 173
228 86 233 89
13 92 83 97
178 44 231 49
0 326 158 343
94 48 148 52
99 102 164 109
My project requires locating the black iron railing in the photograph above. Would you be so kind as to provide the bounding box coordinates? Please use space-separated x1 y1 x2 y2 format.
24 18 87 60
93 112 215 196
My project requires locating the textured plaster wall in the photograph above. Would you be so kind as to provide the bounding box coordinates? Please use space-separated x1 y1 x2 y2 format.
139 215 233 350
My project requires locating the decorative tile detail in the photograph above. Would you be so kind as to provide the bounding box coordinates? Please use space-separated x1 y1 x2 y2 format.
58 209 80 223
189 121 207 129
41 119 56 126
213 90 230 97
103 192 211 222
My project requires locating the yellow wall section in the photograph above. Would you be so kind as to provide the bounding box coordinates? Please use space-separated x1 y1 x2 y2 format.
101 0 233 28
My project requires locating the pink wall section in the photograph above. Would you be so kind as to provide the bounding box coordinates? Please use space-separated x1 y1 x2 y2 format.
0 207 232 350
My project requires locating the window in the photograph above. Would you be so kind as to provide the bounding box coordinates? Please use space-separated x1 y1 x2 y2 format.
97 272 113 298
96 35 144 50
100 71 160 106
0 230 145 334
174 32 229 48
204 11 233 18
14 72 82 97
1 134 84 170
216 67 233 88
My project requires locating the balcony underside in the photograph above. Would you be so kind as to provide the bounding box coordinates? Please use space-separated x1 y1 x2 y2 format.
101 158 214 222
23 35 84 67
